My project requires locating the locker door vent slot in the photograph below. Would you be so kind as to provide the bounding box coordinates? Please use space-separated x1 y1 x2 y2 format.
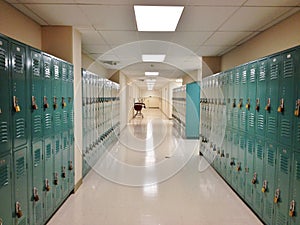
0 48 7 70
0 122 8 143
33 115 42 136
280 154 289 175
295 160 300 180
250 68 256 83
242 70 247 84
45 114 52 130
44 62 50 78
54 113 61 127
13 53 24 74
0 164 9 188
259 64 266 81
54 64 59 80
55 140 60 155
267 148 275 166
270 60 279 80
256 144 263 160
249 113 255 128
62 66 67 81
16 157 25 179
280 119 291 138
32 58 40 77
276 212 286 225
267 117 276 135
15 118 25 139
257 115 264 130
283 58 293 78
62 111 68 124
235 71 240 84
296 124 300 143
34 149 41 167
46 144 51 160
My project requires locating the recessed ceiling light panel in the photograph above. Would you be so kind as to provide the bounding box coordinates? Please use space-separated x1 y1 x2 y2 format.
142 54 166 62
145 72 159 76
134 5 184 32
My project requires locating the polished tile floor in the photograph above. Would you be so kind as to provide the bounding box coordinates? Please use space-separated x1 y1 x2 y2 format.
47 109 263 225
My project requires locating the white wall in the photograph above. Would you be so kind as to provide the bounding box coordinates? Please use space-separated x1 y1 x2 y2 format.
161 82 182 118
141 90 162 109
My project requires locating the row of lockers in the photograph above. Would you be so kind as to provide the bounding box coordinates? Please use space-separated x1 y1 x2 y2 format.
200 45 300 225
0 33 74 225
82 69 120 177
172 82 200 139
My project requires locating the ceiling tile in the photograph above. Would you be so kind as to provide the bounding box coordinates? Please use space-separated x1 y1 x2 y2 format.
138 32 175 42
171 32 213 48
131 0 186 5
188 0 246 6
204 31 253 45
80 5 136 31
244 0 300 6
219 6 292 31
75 0 130 4
196 45 229 56
25 4 90 25
82 45 111 54
177 6 238 31
100 31 139 45
19 0 76 2
81 31 107 45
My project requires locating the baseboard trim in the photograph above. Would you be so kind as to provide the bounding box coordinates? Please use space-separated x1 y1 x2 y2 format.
74 178 83 192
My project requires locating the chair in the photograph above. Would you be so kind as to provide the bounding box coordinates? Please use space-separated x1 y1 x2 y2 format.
133 102 145 118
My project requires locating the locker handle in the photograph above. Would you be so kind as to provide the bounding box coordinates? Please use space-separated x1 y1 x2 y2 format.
245 98 250 110
277 98 284 113
45 179 51 192
289 200 295 217
0 108 2 114
53 97 57 110
32 96 38 110
265 98 271 112
62 97 67 108
0 217 2 225
256 98 260 111
13 96 21 112
54 173 58 185
33 187 39 202
236 162 241 171
44 96 49 109
261 180 267 193
15 202 23 218
294 99 300 117
62 166 66 178
274 188 280 203
69 161 73 170
238 99 243 109
232 99 236 108
251 172 257 184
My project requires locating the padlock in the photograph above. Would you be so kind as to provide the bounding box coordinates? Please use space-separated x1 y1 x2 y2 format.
16 202 23 218
252 172 257 184
289 200 295 217
54 173 58 185
277 98 284 113
13 96 21 112
33 187 39 202
262 180 267 193
45 179 50 192
274 188 280 204
62 97 67 108
32 96 38 110
294 99 300 117
69 161 73 170
62 167 66 178
15 105 21 112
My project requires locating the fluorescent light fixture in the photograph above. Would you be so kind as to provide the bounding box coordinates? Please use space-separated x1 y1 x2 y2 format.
142 54 166 62
145 72 159 76
134 5 184 31
176 78 183 83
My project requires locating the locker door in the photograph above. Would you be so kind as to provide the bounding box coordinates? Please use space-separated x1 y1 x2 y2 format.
263 141 277 225
42 54 52 137
290 152 300 225
0 37 11 155
61 62 68 131
266 54 281 140
274 146 291 225
231 131 239 189
61 131 69 198
245 136 255 206
256 59 267 137
253 138 264 216
294 48 300 152
226 129 232 184
67 64 74 130
43 138 53 220
227 70 234 129
31 141 44 225
237 133 246 197
247 62 257 135
30 49 43 142
0 154 13 225
11 42 28 149
232 68 240 130
52 58 61 134
278 49 297 146
68 131 74 193
13 147 28 225
239 65 247 132
53 135 62 208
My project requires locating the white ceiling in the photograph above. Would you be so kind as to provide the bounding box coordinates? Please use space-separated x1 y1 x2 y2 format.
5 0 300 89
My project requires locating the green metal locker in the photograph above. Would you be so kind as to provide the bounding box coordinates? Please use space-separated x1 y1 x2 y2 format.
67 64 74 129
256 59 267 137
43 137 53 221
42 53 52 137
0 154 13 225
53 135 62 208
61 62 68 131
226 129 233 184
247 62 257 135
11 42 28 149
290 152 300 225
274 146 291 225
278 48 298 146
231 131 239 189
52 58 61 134
61 131 69 198
0 36 11 155
266 54 281 140
232 67 240 130
253 138 264 217
31 141 44 225
294 47 300 152
68 131 74 193
263 141 277 225
237 133 246 197
13 147 29 225
227 70 234 129
239 64 248 132
245 136 255 206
